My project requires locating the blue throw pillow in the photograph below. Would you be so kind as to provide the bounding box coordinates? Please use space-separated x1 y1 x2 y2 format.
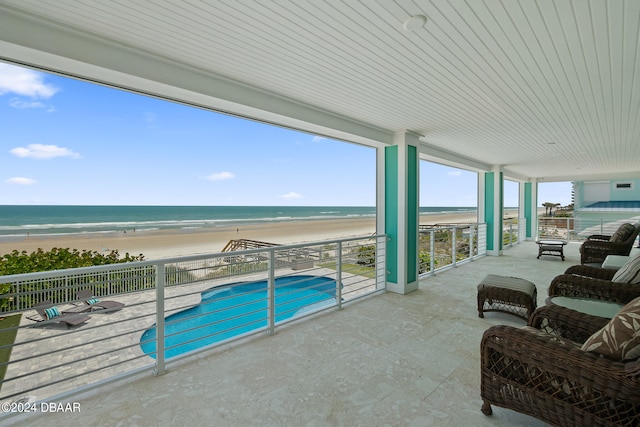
87 298 100 305
44 306 60 319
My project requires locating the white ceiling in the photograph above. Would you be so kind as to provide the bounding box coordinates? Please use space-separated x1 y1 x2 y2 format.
1 0 639 182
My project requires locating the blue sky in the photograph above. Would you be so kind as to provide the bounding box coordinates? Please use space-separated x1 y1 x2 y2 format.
1 63 571 207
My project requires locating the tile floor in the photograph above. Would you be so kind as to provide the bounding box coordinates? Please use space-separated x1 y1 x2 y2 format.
5 241 579 426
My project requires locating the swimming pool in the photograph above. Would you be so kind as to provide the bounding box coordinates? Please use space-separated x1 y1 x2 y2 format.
140 275 337 359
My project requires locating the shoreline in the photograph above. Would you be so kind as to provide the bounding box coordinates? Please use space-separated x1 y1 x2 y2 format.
0 210 517 260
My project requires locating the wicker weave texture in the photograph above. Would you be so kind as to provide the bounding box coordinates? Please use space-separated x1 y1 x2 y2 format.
481 324 640 426
548 274 640 305
528 304 610 344
477 277 537 321
580 225 640 265
565 264 617 281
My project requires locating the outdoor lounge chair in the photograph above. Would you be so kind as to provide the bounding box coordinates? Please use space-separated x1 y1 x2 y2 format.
481 299 640 426
76 289 124 312
548 255 640 304
580 222 640 265
28 300 90 328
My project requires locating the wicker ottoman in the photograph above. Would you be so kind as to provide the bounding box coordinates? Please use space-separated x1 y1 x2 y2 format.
477 274 537 321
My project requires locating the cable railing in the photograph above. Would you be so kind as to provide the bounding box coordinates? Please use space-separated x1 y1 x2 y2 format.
538 215 640 240
418 223 487 275
0 235 386 411
502 218 522 248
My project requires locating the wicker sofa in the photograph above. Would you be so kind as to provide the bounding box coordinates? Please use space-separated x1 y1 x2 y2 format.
580 223 640 265
548 262 640 305
481 301 640 426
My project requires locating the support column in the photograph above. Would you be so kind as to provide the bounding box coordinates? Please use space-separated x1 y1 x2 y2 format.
522 180 537 240
483 168 503 256
378 132 419 294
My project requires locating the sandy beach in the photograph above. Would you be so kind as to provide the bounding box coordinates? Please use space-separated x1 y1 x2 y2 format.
0 210 507 260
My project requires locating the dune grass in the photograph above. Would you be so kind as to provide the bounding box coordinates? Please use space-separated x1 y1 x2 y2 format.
319 262 377 278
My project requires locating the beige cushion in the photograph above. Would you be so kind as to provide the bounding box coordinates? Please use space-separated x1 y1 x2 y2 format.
478 274 536 296
609 223 635 242
612 254 640 284
581 296 640 361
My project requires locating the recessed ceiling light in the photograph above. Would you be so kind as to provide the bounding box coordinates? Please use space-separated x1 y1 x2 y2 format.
403 15 427 31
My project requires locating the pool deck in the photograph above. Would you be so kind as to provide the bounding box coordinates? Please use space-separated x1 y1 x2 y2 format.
2 268 376 405
6 241 579 426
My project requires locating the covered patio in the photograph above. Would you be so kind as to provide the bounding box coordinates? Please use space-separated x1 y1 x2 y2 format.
1 1 639 291
10 241 575 426
1 1 640 425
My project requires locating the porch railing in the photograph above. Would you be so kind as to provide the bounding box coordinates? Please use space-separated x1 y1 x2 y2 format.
502 218 521 248
0 235 385 410
418 223 487 275
538 216 640 241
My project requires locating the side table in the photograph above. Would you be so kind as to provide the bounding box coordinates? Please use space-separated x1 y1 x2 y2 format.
536 239 567 261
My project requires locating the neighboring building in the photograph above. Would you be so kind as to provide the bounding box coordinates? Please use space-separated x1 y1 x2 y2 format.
573 180 640 236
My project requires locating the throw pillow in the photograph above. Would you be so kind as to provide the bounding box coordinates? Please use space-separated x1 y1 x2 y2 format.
612 254 640 284
87 298 100 305
582 296 640 361
44 306 60 320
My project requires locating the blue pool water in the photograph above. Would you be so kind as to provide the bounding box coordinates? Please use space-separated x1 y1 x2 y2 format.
140 275 336 359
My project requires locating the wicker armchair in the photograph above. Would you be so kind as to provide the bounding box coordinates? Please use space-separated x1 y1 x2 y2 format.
481 304 640 426
580 223 640 265
548 264 640 305
529 303 610 343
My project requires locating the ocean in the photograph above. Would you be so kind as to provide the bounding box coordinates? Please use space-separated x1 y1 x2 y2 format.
0 205 478 237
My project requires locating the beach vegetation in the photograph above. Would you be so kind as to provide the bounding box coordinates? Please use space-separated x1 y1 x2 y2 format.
503 232 518 245
0 247 145 276
319 262 377 279
418 252 437 273
418 225 480 272
203 260 269 280
322 244 336 260
0 248 145 312
165 265 196 285
356 245 376 266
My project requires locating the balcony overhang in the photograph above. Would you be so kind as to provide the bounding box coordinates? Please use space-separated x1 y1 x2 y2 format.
0 7 392 151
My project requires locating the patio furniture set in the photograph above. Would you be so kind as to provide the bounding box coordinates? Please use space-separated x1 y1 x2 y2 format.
477 222 640 426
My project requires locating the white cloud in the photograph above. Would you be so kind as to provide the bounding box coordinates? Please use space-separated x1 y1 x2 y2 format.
9 99 46 109
312 136 326 142
203 171 235 181
6 177 36 185
0 64 58 98
10 144 81 159
280 192 302 199
447 171 462 177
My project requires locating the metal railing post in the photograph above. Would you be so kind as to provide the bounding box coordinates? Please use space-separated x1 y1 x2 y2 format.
429 230 435 274
469 224 475 260
153 263 166 376
378 235 386 290
64 276 69 304
508 221 513 247
267 249 276 335
451 227 457 267
336 241 343 310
